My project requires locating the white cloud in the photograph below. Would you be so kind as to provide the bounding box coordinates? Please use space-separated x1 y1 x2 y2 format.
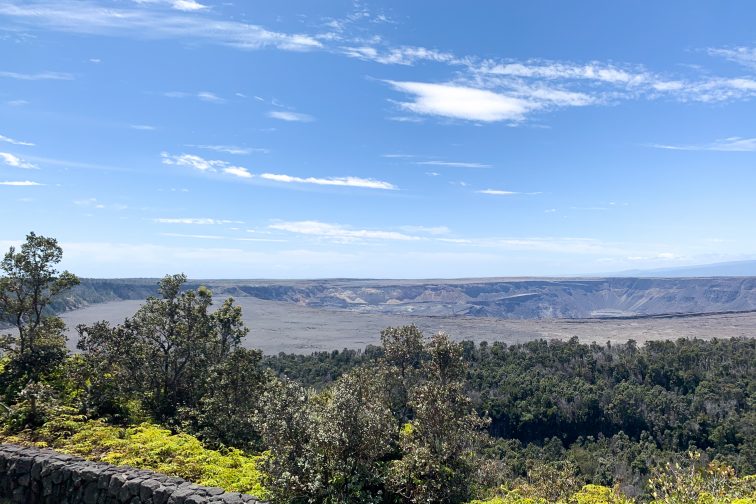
154 218 240 225
651 137 756 152
270 220 421 241
74 198 128 210
260 173 396 190
190 144 269 155
161 152 251 180
0 2 322 52
708 46 756 69
0 152 37 169
416 160 490 168
164 91 225 103
130 124 155 131
161 152 225 171
223 166 253 178
342 45 458 66
475 60 651 85
387 81 532 122
478 189 517 196
268 111 314 122
7 100 29 107
171 0 207 11
0 134 34 146
0 70 73 80
400 225 450 235
0 180 42 186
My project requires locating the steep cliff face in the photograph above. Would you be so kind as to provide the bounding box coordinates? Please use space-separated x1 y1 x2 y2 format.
57 277 756 320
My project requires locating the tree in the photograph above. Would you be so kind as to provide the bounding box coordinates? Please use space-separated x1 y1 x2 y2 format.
0 232 79 424
77 274 250 423
387 333 489 503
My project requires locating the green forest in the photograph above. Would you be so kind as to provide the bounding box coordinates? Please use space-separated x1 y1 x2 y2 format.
1 233 754 503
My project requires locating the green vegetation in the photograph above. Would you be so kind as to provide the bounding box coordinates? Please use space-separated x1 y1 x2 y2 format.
0 233 754 503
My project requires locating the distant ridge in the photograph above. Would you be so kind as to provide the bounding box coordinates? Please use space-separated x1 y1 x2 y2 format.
610 260 756 278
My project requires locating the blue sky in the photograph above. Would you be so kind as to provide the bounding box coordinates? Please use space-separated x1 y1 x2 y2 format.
2 1 756 278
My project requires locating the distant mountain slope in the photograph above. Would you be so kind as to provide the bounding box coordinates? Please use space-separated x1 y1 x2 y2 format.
54 276 756 320
612 260 756 277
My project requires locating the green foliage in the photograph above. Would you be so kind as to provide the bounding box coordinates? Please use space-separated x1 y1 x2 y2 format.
76 274 255 425
0 232 79 427
1 418 269 498
648 452 756 503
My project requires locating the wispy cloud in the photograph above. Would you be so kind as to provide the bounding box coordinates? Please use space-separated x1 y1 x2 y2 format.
267 110 314 122
0 152 38 169
189 144 269 155
270 220 421 241
0 180 42 186
417 160 490 168
159 232 285 242
161 152 251 178
223 166 253 178
0 134 34 146
342 45 458 66
74 198 127 210
260 173 396 190
130 124 156 131
708 46 756 69
478 189 517 196
651 136 756 152
164 91 225 103
0 1 322 51
0 70 73 81
154 218 241 225
400 225 450 235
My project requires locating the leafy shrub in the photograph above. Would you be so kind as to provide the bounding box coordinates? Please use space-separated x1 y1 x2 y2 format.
0 418 269 499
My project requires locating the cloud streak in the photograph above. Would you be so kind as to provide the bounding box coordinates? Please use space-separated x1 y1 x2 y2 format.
0 70 73 80
260 173 396 190
416 160 490 168
268 111 314 122
651 137 756 152
0 152 38 169
0 180 42 186
0 1 322 51
161 152 251 178
154 218 241 225
270 220 420 241
0 134 34 146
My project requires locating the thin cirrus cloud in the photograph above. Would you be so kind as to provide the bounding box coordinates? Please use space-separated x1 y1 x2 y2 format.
153 218 241 225
260 173 396 190
161 152 251 178
267 110 314 122
0 152 38 169
707 46 756 69
133 0 208 12
189 144 269 155
478 189 542 196
416 160 491 168
478 189 518 196
270 220 421 242
0 180 42 186
651 137 756 152
164 91 225 103
0 70 74 81
0 1 322 52
0 134 34 146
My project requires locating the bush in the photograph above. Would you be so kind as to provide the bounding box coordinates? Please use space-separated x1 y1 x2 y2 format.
0 418 269 499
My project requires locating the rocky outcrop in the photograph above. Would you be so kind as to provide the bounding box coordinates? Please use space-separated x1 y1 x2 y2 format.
0 444 267 504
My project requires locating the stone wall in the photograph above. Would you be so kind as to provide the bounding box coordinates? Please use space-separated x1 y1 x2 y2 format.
0 444 268 504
